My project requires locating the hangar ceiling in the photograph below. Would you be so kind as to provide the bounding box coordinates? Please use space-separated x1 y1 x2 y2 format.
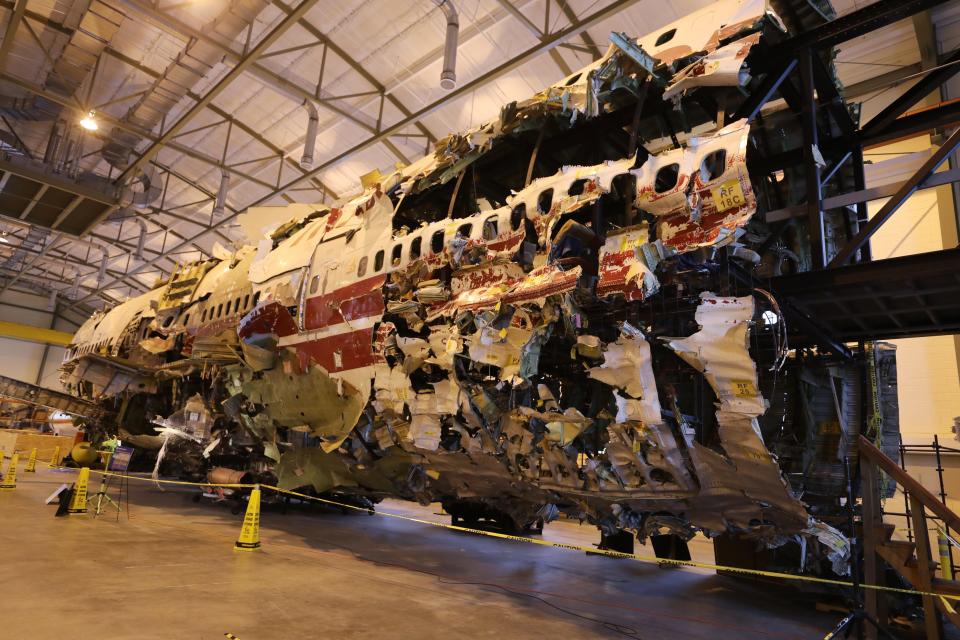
0 0 947 314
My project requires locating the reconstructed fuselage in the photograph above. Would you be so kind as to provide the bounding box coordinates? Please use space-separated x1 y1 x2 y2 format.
61 0 893 574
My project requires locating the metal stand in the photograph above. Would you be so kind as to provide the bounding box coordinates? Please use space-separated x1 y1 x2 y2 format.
824 456 898 640
87 472 121 517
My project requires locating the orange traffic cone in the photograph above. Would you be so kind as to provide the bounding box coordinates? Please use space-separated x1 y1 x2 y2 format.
234 486 261 551
1 453 19 489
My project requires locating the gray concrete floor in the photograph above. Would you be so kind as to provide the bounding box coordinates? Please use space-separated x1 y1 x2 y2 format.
1 464 847 639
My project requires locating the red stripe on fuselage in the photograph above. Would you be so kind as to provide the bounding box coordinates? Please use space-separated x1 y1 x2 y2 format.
303 274 386 331
294 327 378 372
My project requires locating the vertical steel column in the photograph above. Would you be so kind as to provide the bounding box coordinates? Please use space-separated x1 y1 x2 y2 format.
800 49 826 269
851 145 872 262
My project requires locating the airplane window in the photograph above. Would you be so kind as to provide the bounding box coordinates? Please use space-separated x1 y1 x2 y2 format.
202 309 207 322
457 223 472 238
537 189 554 214
184 314 190 325
243 294 250 309
163 315 174 328
564 72 581 87
309 275 321 294
431 230 445 253
700 149 726 183
374 249 385 271
391 244 402 267
253 291 260 306
655 28 677 47
358 256 368 277
234 298 241 313
217 303 223 318
655 163 680 193
510 204 525 231
409 236 421 260
482 216 498 241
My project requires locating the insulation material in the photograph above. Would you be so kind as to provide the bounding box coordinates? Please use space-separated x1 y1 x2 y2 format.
372 363 412 413
588 328 662 425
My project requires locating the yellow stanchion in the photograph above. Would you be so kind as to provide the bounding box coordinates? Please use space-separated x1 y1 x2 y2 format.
0 453 18 489
939 529 953 579
67 467 90 514
234 485 261 552
49 445 60 466
24 447 37 473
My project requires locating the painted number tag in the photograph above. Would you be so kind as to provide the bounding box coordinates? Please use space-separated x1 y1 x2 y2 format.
732 380 757 397
712 180 745 212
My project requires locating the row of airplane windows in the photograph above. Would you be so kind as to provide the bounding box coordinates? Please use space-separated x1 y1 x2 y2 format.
298 154 724 298
306 202 532 297
194 291 261 325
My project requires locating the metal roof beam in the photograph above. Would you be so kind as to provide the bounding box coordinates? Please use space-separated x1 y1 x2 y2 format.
0 0 28 71
246 0 644 208
116 0 323 184
64 0 642 310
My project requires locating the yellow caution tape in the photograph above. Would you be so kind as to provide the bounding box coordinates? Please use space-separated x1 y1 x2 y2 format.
43 462 960 602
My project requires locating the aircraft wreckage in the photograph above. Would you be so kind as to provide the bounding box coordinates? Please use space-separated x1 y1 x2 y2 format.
61 0 898 577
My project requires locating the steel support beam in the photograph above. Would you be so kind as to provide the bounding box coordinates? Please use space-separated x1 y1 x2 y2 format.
799 49 826 269
862 47 960 137
245 0 645 209
829 127 960 267
0 0 27 70
772 0 951 58
116 0 322 184
67 0 643 310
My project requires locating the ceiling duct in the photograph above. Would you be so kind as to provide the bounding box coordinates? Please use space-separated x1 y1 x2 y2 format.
432 0 459 90
118 164 163 211
300 100 319 170
213 170 229 216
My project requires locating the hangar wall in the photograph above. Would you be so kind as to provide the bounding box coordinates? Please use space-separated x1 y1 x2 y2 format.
0 290 81 393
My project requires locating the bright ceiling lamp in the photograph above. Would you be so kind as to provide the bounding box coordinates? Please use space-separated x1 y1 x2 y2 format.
79 110 98 131
0 234 8 244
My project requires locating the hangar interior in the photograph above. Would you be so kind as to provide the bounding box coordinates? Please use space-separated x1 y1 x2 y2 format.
1 0 960 638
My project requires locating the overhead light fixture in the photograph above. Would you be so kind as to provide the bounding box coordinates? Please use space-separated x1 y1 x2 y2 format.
0 233 9 244
79 110 98 131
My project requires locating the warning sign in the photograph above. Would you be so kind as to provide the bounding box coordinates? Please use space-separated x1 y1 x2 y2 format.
711 179 746 212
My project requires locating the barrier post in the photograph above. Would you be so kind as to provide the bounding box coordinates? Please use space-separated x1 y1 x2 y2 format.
939 529 952 580
234 485 261 551
0 453 18 489
49 445 60 466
